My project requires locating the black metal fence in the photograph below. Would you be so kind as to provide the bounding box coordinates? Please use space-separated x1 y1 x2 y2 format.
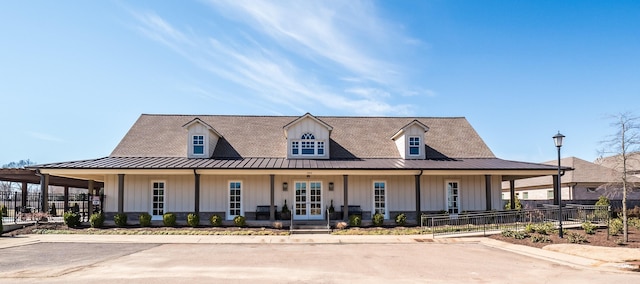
0 192 99 224
422 205 610 237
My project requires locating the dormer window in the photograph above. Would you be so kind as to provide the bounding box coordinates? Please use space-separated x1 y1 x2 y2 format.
193 135 204 155
409 136 421 156
291 132 325 156
284 113 332 159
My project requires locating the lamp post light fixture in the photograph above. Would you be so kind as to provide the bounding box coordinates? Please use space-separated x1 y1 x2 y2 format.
553 131 565 238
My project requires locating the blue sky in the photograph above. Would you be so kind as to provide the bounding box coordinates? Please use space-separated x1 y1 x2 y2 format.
1 1 638 165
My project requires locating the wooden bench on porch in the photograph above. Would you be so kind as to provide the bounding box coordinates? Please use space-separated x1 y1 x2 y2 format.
256 205 277 220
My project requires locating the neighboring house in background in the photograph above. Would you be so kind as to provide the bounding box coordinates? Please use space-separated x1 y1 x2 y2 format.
33 113 560 224
595 152 640 178
501 156 640 201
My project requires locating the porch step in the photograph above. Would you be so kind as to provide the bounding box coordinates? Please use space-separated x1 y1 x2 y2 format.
290 224 331 234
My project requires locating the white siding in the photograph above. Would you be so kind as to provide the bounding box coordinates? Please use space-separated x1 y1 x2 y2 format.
420 175 491 212
108 174 196 213
286 117 330 159
395 135 406 159
186 122 219 158
104 174 118 212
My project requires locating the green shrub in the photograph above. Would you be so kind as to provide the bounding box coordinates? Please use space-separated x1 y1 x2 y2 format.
90 212 105 228
567 232 588 244
187 213 200 227
1 204 9 217
581 221 596 234
372 213 384 226
504 195 522 210
139 213 152 227
595 196 611 220
609 218 623 236
163 213 177 227
63 211 81 228
233 215 246 227
348 215 362 227
209 214 222 226
531 234 551 243
531 222 555 235
395 213 407 226
629 218 640 230
114 213 128 227
501 230 528 239
524 223 535 234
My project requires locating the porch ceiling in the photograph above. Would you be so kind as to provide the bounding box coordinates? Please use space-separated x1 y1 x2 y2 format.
0 168 104 188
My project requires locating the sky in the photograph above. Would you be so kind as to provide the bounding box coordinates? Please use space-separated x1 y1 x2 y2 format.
1 0 639 166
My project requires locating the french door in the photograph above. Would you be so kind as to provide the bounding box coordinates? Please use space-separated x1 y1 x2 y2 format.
294 181 323 220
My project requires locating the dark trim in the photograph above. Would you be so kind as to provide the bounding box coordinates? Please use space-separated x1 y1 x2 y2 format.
194 171 200 213
40 174 49 213
64 185 70 212
485 175 492 210
509 180 515 210
270 174 275 221
552 175 559 205
415 174 421 220
343 175 349 221
21 181 28 208
118 174 125 214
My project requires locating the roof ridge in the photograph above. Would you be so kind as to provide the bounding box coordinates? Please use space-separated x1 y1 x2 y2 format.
139 113 467 119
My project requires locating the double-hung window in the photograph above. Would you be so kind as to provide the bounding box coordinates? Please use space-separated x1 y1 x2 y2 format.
193 135 204 155
409 136 421 156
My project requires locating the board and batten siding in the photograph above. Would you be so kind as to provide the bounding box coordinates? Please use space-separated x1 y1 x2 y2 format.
103 174 195 213
102 173 504 215
286 117 330 159
420 175 502 212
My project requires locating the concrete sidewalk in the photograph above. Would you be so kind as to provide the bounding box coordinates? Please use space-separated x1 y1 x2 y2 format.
1 233 639 272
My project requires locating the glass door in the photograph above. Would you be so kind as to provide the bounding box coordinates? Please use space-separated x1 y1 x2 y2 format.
294 181 323 220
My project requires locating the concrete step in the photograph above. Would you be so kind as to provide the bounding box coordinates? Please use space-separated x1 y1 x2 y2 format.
290 224 331 234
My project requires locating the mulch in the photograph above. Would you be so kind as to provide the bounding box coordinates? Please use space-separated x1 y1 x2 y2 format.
488 227 640 249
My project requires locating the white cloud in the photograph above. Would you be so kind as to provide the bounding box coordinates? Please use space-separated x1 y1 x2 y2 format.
129 1 430 115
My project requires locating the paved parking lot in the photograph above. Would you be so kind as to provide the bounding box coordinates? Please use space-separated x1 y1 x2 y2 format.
1 241 638 283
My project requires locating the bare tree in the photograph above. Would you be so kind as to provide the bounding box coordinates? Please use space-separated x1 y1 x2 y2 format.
599 112 640 242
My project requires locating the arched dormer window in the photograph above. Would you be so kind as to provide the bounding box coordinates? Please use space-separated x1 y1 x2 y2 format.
291 132 325 156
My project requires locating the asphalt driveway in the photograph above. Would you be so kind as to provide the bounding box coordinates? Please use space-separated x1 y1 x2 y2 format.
1 241 638 283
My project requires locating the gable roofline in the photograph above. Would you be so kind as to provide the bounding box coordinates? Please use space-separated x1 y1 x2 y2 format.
182 117 223 137
391 119 430 140
283 113 333 138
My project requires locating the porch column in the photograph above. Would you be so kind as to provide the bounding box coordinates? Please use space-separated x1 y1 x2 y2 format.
270 174 275 221
194 172 200 214
552 175 559 205
21 181 28 209
343 175 349 221
415 174 421 221
88 180 94 215
509 180 515 210
485 175 492 211
63 185 70 212
118 174 125 214
40 173 49 213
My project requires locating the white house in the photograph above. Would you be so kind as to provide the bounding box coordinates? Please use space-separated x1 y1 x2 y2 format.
35 113 561 224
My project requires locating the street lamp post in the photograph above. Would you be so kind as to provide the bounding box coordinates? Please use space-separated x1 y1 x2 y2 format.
553 131 565 238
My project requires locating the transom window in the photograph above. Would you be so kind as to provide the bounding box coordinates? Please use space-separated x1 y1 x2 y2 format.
291 132 325 156
193 135 204 155
409 136 421 156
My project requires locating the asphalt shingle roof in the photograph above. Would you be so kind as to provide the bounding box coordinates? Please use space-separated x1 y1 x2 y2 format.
110 114 496 159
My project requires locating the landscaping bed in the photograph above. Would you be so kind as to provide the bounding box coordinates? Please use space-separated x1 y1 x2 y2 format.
489 224 640 249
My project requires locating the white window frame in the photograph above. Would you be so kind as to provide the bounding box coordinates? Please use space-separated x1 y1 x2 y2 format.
445 180 460 214
547 190 554 199
408 136 421 156
192 134 205 155
373 181 388 219
228 181 243 220
151 180 166 220
522 192 529 199
290 132 326 157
